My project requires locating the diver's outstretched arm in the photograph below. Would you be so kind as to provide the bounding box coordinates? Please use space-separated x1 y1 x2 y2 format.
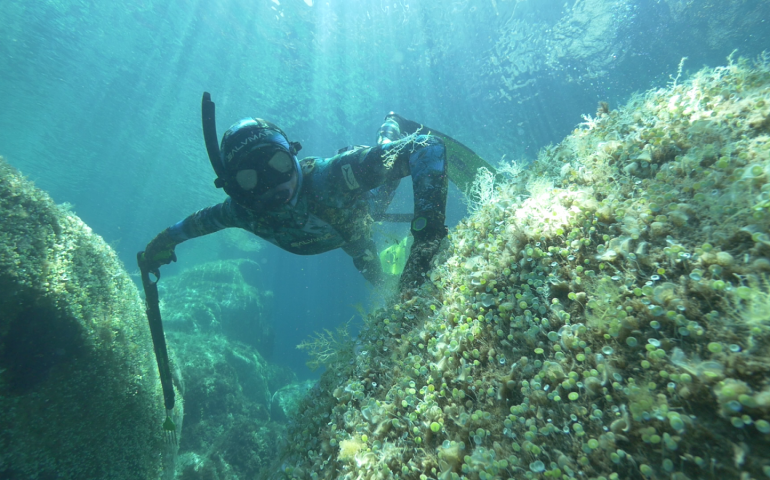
140 200 243 271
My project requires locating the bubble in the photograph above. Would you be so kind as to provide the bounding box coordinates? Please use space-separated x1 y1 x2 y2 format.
648 338 661 347
529 461 545 473
602 346 615 355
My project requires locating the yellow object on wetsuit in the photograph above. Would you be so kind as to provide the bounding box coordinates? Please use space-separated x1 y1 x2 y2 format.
379 236 409 275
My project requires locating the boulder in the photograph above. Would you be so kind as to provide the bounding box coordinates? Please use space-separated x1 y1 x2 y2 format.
0 157 181 479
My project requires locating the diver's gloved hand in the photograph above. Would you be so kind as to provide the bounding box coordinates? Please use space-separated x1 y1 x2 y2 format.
399 219 447 291
141 228 178 273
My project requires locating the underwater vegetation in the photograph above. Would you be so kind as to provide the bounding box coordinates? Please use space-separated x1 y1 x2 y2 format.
297 319 357 372
158 259 299 479
273 54 770 480
170 329 295 480
0 158 178 479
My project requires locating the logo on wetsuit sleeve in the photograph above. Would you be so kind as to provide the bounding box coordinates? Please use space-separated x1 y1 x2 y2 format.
290 232 336 248
341 164 360 190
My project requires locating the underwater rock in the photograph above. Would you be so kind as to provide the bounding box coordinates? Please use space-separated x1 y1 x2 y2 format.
176 416 287 480
270 379 316 422
0 158 179 479
167 330 295 479
271 58 770 479
159 259 275 359
156 258 293 478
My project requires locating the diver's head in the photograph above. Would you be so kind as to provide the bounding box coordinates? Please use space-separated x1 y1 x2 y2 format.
219 118 303 210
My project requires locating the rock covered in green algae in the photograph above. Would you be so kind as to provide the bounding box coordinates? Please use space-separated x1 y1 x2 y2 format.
170 330 297 480
272 57 770 480
0 157 180 479
271 379 317 422
159 259 275 359
158 259 296 479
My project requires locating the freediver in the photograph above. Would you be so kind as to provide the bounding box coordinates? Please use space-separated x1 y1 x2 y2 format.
139 94 448 292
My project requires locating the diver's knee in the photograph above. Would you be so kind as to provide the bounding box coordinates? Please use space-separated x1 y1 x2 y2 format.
416 134 444 148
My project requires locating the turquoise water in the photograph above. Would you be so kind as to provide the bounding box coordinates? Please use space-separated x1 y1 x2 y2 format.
1 1 769 478
2 0 765 378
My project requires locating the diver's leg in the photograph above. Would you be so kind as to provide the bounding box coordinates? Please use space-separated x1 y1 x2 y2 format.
368 179 401 220
400 136 448 290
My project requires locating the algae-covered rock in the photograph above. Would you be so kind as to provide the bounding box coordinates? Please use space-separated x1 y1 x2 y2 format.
168 328 295 479
159 259 275 359
157 259 293 479
0 157 180 479
273 57 770 479
270 379 316 422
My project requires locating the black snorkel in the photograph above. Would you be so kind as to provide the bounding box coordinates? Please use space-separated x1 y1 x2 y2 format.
202 92 305 210
202 92 227 189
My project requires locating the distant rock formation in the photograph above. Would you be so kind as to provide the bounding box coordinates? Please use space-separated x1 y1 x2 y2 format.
157 259 303 479
159 259 275 359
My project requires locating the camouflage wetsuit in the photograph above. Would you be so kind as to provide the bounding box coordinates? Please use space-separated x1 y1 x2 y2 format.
164 134 448 286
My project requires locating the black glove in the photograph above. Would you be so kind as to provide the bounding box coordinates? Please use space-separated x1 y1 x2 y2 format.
140 228 178 274
399 219 447 291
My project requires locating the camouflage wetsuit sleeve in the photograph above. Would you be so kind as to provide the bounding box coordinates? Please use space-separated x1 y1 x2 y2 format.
164 199 244 244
